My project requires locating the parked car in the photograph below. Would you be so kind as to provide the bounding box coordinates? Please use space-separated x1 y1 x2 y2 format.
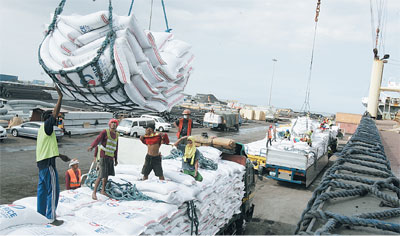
140 115 171 132
10 122 64 140
0 125 7 142
116 118 155 137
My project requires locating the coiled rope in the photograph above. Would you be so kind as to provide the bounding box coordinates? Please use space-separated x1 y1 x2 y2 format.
84 168 157 201
295 113 400 235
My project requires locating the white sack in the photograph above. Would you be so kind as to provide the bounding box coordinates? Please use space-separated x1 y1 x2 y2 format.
60 11 109 34
0 204 50 231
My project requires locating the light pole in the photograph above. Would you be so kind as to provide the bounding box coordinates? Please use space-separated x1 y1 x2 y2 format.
268 59 278 107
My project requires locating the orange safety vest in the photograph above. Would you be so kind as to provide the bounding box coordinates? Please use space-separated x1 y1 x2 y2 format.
176 118 192 138
67 168 81 188
268 129 272 139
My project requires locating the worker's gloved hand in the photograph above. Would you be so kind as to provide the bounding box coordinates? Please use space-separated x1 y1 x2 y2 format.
59 154 70 162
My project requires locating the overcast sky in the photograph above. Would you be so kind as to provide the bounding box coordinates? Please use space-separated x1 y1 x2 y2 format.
1 0 399 114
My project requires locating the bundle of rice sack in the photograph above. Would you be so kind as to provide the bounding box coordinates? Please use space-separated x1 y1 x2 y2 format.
39 2 194 112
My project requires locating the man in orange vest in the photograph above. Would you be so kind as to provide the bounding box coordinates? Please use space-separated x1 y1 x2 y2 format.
266 125 273 147
65 158 81 190
174 109 193 139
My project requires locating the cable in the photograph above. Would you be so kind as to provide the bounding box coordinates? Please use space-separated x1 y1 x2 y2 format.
300 0 321 113
149 0 154 30
127 0 134 16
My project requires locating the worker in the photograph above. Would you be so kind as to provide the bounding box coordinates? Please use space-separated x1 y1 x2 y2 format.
57 117 64 129
266 125 273 147
140 123 169 181
174 109 193 139
65 158 81 190
36 85 70 226
57 116 71 138
306 130 313 147
173 136 203 182
87 118 119 200
284 129 291 140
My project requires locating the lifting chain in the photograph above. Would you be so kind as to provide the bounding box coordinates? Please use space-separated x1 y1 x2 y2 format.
315 0 321 22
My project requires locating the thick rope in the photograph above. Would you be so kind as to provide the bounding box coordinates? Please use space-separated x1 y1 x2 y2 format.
295 113 400 234
84 168 158 201
186 200 199 235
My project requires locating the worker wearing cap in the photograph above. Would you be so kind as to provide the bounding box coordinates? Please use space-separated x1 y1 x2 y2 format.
174 136 203 182
87 118 119 200
306 130 313 147
36 85 70 226
266 125 273 147
174 109 193 139
273 123 277 141
140 123 169 181
284 129 291 140
65 158 81 190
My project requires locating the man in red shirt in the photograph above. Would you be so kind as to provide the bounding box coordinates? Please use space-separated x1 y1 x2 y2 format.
140 123 169 180
87 119 119 200
65 158 81 190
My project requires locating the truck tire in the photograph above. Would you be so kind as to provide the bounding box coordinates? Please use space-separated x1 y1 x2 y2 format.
235 124 239 131
158 127 164 132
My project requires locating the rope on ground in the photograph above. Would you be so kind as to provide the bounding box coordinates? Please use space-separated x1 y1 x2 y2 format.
163 148 218 170
294 112 400 235
84 168 158 201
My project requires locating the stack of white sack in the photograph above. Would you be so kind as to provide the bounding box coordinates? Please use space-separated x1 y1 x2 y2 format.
39 11 194 112
2 148 245 236
291 116 320 136
245 137 268 156
267 130 330 168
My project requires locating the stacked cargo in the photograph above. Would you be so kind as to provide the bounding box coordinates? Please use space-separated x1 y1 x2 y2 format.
246 117 337 168
253 110 266 121
2 148 246 235
63 111 113 135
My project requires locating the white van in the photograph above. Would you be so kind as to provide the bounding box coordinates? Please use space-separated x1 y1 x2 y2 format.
140 115 171 132
116 118 156 137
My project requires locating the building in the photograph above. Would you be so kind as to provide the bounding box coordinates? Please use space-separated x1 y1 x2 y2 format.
335 112 362 134
0 74 18 82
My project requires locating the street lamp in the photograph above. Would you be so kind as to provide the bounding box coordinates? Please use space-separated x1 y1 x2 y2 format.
268 59 278 107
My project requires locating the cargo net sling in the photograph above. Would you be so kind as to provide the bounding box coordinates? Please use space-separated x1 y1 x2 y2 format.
39 0 194 112
295 113 400 235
